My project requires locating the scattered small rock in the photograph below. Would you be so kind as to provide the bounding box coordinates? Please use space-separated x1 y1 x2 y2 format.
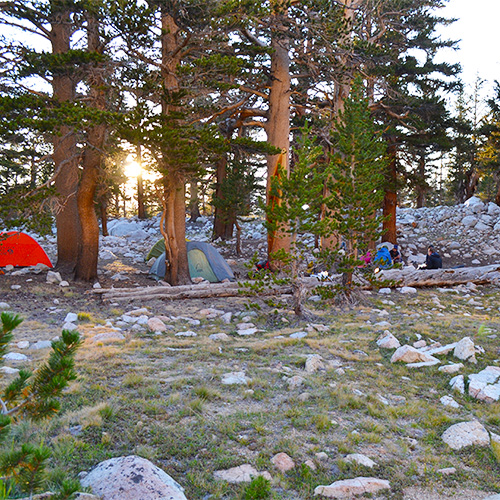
314 477 391 498
64 313 78 324
441 420 490 450
454 337 477 363
209 333 231 341
147 317 167 333
89 332 125 344
390 345 439 364
305 354 325 373
271 452 295 472
3 352 29 362
221 372 249 385
438 363 463 374
376 331 400 349
440 395 460 408
213 464 272 484
344 453 377 468
437 467 456 475
287 375 306 389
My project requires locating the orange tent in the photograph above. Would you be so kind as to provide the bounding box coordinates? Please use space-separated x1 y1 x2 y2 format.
0 232 53 268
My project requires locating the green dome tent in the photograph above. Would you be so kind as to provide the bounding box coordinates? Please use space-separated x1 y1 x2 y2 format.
149 241 235 283
146 238 166 262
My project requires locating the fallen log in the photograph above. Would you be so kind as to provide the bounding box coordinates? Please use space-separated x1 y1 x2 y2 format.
94 281 294 301
92 264 500 301
376 264 500 288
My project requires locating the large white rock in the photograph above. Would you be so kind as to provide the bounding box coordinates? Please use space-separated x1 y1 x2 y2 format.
441 421 490 450
314 477 390 498
464 196 484 208
487 202 500 215
80 455 187 500
128 230 149 241
469 366 500 402
390 345 438 364
454 337 476 362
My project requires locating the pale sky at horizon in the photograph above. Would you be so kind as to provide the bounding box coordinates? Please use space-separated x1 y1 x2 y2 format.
438 0 500 94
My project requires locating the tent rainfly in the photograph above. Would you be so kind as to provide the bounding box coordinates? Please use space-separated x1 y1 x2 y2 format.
149 241 234 283
0 232 53 268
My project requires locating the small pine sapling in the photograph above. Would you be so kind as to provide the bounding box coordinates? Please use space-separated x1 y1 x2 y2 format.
325 76 387 297
0 312 82 497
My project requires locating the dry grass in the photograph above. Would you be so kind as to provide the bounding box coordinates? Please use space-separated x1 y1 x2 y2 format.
4 284 500 499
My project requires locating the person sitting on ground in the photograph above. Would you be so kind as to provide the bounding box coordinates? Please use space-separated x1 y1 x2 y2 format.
389 244 402 264
419 245 442 270
359 250 372 267
373 245 392 270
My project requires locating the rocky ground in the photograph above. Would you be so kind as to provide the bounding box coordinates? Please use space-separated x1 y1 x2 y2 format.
1 198 500 500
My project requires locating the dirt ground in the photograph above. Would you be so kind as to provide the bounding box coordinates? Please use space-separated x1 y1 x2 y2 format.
1 257 500 499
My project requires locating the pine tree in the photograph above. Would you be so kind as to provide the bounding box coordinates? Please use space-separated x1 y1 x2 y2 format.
0 312 81 497
324 77 386 293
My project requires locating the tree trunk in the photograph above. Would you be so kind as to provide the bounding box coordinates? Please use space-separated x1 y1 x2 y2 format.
189 181 201 222
382 138 398 244
465 168 480 200
213 146 236 240
266 10 291 263
137 145 146 219
160 173 190 286
74 12 106 282
495 178 500 206
158 9 190 285
50 5 80 271
75 146 100 281
415 155 426 208
99 198 108 236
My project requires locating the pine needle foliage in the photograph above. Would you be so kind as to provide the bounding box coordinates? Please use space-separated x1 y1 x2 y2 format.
0 313 82 496
325 76 387 277
264 77 387 299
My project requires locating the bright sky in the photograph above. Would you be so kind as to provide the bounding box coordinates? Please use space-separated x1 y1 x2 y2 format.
438 0 500 93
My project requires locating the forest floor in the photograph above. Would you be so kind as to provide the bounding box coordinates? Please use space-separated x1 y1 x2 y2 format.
1 258 500 500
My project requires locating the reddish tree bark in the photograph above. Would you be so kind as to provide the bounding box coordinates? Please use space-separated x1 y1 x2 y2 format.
75 12 107 281
158 10 191 285
382 139 398 245
266 9 291 263
50 4 80 271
